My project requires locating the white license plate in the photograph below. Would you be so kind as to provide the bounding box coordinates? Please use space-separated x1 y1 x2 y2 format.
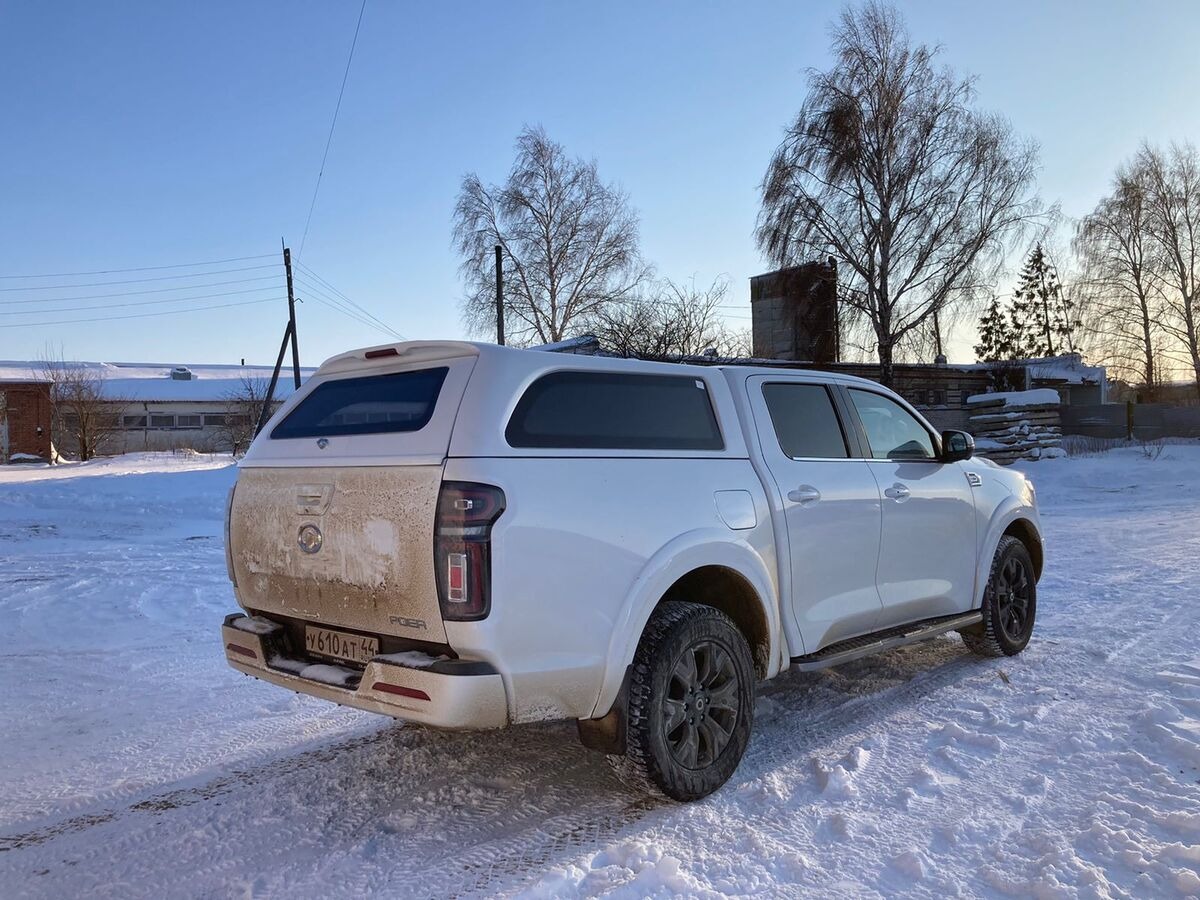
305 626 379 664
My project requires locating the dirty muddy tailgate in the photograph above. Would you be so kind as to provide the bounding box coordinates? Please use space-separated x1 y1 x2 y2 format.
229 465 446 643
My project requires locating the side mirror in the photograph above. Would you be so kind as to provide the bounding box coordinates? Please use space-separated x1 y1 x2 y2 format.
940 429 974 463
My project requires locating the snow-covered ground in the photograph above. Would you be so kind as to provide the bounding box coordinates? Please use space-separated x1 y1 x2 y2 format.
1 448 1199 898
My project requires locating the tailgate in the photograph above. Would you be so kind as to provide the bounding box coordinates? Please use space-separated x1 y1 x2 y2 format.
229 343 484 643
230 465 445 642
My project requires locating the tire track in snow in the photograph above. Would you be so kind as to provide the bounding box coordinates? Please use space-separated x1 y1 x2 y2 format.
0 641 984 899
0 729 394 852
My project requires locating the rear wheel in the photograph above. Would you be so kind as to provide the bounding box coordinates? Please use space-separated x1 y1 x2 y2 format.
960 535 1037 657
608 601 754 801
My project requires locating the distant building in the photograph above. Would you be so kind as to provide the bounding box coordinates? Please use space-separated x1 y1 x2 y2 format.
0 361 315 461
0 378 52 462
750 260 839 364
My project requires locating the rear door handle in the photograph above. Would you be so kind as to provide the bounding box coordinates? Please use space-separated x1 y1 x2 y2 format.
788 485 822 505
884 483 911 501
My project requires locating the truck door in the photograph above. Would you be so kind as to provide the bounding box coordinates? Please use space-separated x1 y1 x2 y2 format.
842 387 978 628
747 376 884 653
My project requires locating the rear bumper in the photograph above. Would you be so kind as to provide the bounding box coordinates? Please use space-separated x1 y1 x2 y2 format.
221 614 508 729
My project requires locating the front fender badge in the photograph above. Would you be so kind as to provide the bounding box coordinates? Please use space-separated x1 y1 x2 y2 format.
298 523 324 554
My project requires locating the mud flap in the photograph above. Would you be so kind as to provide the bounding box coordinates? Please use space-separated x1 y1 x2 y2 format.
577 666 631 755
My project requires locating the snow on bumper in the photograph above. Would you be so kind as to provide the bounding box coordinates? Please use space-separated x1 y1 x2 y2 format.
221 614 508 729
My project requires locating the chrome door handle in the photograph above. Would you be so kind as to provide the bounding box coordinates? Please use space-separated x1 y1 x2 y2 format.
788 485 822 505
884 483 911 501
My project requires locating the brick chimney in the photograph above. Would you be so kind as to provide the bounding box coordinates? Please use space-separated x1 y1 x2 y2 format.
749 259 838 363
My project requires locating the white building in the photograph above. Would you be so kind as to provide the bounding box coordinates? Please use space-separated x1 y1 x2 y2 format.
0 360 314 456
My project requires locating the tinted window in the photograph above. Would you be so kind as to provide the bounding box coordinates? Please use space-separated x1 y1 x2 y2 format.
849 389 935 460
761 383 848 459
506 371 724 450
271 367 448 439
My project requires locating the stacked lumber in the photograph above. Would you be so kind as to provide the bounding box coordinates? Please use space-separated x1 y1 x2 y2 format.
966 390 1065 465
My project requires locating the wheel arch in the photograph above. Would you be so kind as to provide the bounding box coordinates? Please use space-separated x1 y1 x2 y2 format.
1002 517 1043 581
658 565 772 680
589 531 783 719
975 502 1044 607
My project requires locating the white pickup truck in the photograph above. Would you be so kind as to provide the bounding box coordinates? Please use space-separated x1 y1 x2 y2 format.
222 341 1042 800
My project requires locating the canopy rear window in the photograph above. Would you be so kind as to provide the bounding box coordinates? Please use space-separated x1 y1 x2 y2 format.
271 367 449 439
506 371 724 451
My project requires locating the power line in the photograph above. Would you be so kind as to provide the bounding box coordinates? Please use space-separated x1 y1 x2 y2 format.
0 285 282 315
294 261 401 336
297 0 368 260
0 254 277 280
293 277 402 341
0 264 281 292
0 296 280 329
297 278 404 341
293 274 405 340
293 262 405 339
293 275 378 327
0 276 283 306
304 291 396 337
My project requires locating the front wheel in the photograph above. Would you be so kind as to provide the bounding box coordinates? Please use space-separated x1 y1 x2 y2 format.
608 601 755 801
960 535 1037 657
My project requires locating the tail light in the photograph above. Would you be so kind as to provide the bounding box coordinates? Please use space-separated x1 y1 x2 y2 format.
435 482 505 621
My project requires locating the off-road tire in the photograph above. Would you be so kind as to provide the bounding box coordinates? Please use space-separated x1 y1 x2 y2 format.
607 601 754 801
960 535 1037 657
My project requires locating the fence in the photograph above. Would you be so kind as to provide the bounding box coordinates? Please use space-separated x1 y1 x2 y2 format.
1061 403 1200 440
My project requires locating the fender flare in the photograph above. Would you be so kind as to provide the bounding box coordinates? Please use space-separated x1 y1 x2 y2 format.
589 528 784 718
975 499 1043 606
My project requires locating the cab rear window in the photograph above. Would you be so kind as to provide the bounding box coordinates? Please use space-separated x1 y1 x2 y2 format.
270 367 448 439
506 371 723 451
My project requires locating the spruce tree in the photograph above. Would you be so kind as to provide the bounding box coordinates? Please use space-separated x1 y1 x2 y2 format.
1009 244 1077 357
974 296 1017 361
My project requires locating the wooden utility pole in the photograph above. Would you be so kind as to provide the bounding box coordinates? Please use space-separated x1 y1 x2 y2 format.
495 244 505 346
284 246 301 388
254 244 302 437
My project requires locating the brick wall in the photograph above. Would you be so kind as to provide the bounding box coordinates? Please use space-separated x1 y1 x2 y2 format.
750 262 839 363
0 382 52 462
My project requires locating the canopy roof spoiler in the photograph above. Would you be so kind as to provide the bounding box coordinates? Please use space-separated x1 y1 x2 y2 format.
317 341 484 376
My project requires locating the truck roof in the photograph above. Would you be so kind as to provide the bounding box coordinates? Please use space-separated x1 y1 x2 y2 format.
316 340 887 391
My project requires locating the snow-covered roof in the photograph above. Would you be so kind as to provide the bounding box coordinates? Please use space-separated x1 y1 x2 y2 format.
531 335 605 354
966 388 1063 408
0 360 316 402
1020 353 1106 385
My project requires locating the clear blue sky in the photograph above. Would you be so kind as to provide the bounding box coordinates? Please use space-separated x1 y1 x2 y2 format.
3 1 1199 366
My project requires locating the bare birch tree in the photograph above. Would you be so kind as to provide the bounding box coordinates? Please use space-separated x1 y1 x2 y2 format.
1138 142 1200 399
217 376 275 457
37 351 126 461
588 276 749 359
756 1 1039 384
453 126 648 346
1074 163 1167 398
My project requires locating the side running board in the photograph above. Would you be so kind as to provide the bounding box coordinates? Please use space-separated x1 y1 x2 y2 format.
791 611 983 672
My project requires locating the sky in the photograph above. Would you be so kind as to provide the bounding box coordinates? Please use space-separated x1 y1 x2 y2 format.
3 0 1200 367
